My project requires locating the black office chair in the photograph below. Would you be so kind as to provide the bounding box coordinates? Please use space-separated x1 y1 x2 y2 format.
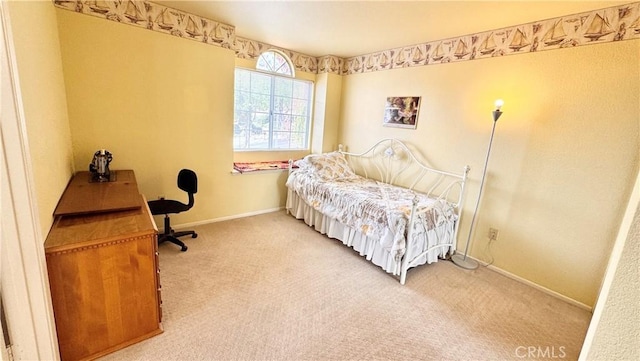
148 169 198 252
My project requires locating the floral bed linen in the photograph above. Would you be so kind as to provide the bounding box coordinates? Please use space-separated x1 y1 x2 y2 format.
286 168 457 260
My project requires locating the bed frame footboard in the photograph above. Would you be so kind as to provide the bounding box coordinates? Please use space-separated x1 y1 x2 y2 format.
339 139 470 284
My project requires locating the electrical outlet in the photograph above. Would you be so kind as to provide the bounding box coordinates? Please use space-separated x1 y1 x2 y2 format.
489 228 499 241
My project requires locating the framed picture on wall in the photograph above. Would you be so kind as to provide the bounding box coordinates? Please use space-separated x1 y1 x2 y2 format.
383 96 421 129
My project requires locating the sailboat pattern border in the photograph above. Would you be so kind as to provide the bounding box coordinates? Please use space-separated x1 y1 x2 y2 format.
52 0 320 73
53 1 639 76
53 0 237 49
345 2 640 74
235 36 319 73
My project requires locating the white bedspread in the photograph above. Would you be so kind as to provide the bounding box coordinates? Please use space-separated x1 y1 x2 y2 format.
286 169 457 261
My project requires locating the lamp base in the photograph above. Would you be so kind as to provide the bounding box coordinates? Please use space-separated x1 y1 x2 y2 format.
451 254 479 270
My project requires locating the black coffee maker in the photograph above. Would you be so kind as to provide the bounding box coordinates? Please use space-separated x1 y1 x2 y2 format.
89 149 113 182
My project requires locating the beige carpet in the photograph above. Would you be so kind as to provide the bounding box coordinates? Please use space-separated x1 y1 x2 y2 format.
101 210 591 361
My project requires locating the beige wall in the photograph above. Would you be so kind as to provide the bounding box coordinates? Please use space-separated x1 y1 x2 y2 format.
339 40 640 306
584 170 640 360
7 0 74 237
312 72 342 153
56 10 293 225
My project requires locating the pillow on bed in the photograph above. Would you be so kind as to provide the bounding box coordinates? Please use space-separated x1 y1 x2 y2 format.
293 158 311 170
303 152 357 180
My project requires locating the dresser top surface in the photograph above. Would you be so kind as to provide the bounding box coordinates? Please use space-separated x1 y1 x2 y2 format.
45 194 156 252
53 170 141 217
45 170 157 252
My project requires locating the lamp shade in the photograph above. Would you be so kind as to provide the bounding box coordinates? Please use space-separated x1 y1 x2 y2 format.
492 99 503 122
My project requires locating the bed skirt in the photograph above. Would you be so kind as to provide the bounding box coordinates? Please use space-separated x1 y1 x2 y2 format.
286 189 453 277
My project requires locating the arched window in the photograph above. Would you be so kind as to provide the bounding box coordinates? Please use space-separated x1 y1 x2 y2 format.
256 50 294 76
233 51 312 151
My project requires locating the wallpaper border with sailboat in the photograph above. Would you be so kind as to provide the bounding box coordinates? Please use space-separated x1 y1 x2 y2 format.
344 2 640 74
52 0 321 74
234 36 319 73
53 0 236 49
53 1 639 76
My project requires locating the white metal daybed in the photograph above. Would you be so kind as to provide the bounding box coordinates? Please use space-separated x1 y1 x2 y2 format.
286 139 470 284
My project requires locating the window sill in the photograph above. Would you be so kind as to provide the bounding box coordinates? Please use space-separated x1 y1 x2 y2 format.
230 168 288 176
231 160 297 175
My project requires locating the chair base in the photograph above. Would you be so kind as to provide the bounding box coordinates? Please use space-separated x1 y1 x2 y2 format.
158 215 198 252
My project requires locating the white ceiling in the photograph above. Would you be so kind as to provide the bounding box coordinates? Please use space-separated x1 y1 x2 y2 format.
154 1 630 58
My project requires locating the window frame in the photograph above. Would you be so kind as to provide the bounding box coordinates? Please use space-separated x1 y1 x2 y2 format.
256 49 295 76
233 53 313 152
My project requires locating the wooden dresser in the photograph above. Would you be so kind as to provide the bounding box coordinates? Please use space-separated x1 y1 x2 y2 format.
45 170 162 361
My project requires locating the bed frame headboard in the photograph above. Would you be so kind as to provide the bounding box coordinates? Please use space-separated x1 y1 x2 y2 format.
338 138 470 210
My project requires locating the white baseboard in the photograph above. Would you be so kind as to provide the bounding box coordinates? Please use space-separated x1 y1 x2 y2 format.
464 255 593 312
172 207 284 229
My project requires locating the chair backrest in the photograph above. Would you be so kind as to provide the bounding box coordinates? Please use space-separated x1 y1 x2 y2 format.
177 169 197 208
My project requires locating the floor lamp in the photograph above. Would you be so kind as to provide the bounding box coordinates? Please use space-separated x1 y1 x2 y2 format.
452 99 504 270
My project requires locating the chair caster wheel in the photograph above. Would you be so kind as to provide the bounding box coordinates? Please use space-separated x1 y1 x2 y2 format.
181 245 188 252
192 233 198 238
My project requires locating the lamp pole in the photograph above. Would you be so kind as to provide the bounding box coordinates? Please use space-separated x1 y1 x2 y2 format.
452 100 503 270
